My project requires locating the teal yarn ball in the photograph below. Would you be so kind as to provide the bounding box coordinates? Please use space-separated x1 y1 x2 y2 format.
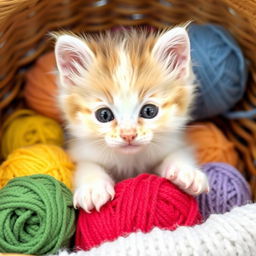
0 174 76 255
188 24 248 120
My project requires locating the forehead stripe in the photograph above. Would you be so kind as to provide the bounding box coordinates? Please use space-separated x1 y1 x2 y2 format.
113 49 133 91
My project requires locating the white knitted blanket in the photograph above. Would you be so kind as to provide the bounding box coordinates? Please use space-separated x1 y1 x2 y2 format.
55 203 256 256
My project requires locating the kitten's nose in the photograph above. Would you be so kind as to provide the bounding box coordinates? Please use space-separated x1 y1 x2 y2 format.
120 128 137 144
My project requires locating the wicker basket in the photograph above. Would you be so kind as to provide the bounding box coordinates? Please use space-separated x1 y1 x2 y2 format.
0 0 256 233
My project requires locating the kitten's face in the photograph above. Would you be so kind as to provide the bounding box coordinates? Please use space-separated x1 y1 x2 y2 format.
55 28 195 154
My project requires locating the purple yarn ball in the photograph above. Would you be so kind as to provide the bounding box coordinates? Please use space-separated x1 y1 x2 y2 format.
197 162 251 220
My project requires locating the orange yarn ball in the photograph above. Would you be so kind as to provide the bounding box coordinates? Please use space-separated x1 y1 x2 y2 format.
187 122 238 167
24 52 62 122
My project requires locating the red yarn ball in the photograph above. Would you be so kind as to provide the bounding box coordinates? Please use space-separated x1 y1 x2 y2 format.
75 174 202 251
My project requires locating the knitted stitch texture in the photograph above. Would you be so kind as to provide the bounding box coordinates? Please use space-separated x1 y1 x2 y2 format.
54 203 256 256
0 174 76 255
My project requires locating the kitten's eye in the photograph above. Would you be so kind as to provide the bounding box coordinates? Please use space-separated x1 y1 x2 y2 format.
140 104 158 119
95 108 114 123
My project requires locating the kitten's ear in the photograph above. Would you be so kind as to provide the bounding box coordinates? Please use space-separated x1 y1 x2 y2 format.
152 27 190 79
55 35 94 86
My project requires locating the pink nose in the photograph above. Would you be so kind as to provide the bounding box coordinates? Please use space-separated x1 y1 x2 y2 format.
120 129 137 143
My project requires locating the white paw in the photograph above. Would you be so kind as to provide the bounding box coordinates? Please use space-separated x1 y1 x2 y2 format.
73 179 115 212
164 163 209 195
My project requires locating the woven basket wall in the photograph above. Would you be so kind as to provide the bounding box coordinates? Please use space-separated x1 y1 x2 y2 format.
1 0 256 202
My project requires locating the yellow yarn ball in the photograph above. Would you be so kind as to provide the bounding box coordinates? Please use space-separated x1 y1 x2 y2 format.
1 109 64 159
0 144 74 189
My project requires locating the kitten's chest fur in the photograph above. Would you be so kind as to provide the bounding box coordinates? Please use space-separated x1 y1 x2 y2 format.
68 134 184 181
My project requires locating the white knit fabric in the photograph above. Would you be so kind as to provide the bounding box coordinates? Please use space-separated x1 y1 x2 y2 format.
55 203 256 256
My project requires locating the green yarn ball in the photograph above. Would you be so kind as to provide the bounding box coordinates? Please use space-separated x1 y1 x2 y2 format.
0 174 75 255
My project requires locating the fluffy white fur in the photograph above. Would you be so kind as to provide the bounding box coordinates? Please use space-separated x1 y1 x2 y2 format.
55 27 209 212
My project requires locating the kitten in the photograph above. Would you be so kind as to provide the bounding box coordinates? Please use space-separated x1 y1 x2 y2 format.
54 27 209 212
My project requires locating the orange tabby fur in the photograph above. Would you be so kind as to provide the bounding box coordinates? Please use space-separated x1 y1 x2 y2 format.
54 27 209 212
57 29 193 137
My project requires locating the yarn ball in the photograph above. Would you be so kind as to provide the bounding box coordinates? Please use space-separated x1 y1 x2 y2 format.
0 144 74 189
24 52 62 122
0 174 75 255
75 174 202 251
67 204 256 256
186 122 238 167
188 24 248 120
197 162 251 220
1 109 64 159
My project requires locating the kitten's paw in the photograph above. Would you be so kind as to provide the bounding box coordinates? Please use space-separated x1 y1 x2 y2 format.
164 164 209 195
73 179 115 212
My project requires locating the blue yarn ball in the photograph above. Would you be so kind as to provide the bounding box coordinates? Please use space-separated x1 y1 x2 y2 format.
188 24 248 120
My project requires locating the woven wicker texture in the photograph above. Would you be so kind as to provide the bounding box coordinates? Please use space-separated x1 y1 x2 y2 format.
0 0 256 198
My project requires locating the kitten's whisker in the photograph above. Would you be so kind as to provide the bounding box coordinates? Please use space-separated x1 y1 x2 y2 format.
67 137 104 144
185 123 206 129
98 146 115 164
151 135 181 148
